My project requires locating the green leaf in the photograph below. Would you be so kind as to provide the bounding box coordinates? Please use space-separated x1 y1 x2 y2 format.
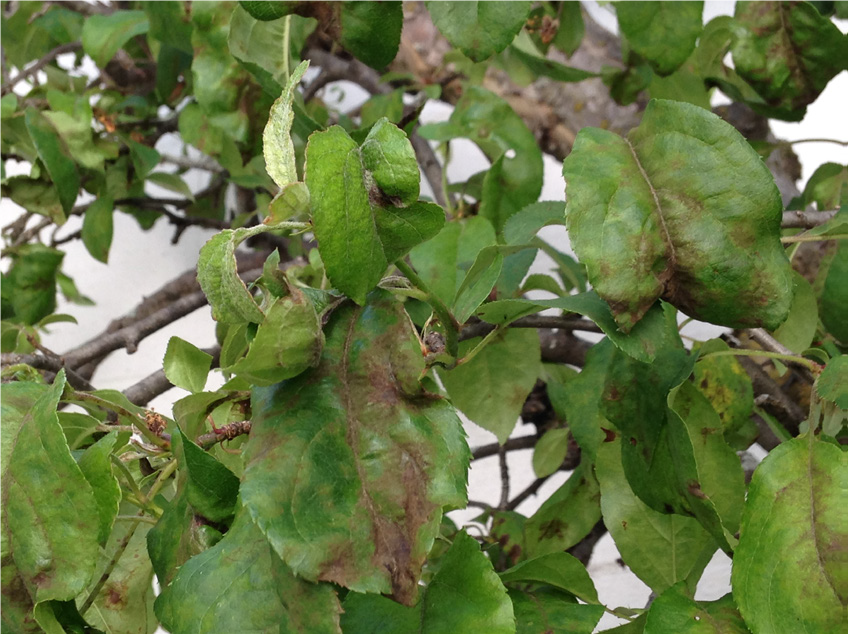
225 287 324 386
144 0 192 53
341 530 514 633
524 461 602 558
268 181 311 223
81 10 149 66
419 87 542 232
426 1 531 62
803 163 848 210
145 172 194 201
596 436 716 594
817 355 848 409
693 339 754 437
197 225 272 324
504 45 598 83
127 139 161 179
229 5 292 97
305 125 442 304
563 99 793 332
156 510 342 634
476 292 673 364
25 109 79 215
554 1 585 57
81 196 114 264
4 245 64 325
146 490 220 587
732 1 848 113
77 432 122 546
80 518 155 634
771 272 818 353
532 428 570 478
439 328 540 444
163 337 212 394
503 201 566 244
176 428 240 523
1 177 65 225
241 292 469 604
239 2 401 68
820 240 848 343
1 373 99 602
263 60 309 190
510 587 604 634
732 435 848 633
615 2 704 75
409 216 498 307
360 118 420 205
501 551 598 604
645 584 748 633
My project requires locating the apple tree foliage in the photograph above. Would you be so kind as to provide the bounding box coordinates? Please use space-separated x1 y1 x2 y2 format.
2 2 848 633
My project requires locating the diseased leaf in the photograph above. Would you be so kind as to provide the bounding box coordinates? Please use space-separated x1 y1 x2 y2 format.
263 60 309 189
239 2 401 68
0 372 100 603
163 337 212 394
225 287 324 386
596 436 716 594
732 435 848 633
615 2 704 75
645 584 749 633
426 1 531 62
439 328 540 444
360 118 419 205
306 124 442 304
80 519 155 634
693 339 754 437
156 510 342 634
25 108 79 215
242 292 469 604
81 196 114 264
341 530 514 633
524 461 602 558
817 355 848 409
81 10 149 67
563 99 793 332
731 1 848 113
176 428 240 523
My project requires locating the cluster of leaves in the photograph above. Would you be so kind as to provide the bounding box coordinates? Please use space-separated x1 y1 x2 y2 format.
2 2 848 633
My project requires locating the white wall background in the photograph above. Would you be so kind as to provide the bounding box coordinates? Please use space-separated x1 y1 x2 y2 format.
3 2 847 630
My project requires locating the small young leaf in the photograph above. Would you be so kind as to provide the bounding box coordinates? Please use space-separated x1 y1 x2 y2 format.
163 336 212 394
176 428 240 522
426 1 532 62
263 60 309 190
226 287 324 386
532 427 570 478
817 355 848 409
803 163 848 210
360 118 419 204
81 195 114 263
439 328 540 444
81 10 149 67
732 435 848 633
771 272 818 353
563 99 793 332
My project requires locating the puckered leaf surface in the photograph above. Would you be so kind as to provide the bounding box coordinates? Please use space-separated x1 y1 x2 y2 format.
241 291 469 605
563 99 793 332
732 435 848 633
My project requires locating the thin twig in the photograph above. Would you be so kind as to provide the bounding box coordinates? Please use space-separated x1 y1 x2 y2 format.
506 476 551 511
1 42 82 94
781 209 838 229
196 420 252 449
460 315 603 341
472 435 538 460
497 445 510 509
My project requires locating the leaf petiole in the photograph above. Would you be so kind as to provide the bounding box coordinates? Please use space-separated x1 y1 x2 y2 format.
781 233 848 244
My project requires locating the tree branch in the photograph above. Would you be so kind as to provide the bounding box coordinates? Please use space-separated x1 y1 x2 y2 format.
781 209 838 229
1 42 82 94
472 434 538 460
460 315 602 342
